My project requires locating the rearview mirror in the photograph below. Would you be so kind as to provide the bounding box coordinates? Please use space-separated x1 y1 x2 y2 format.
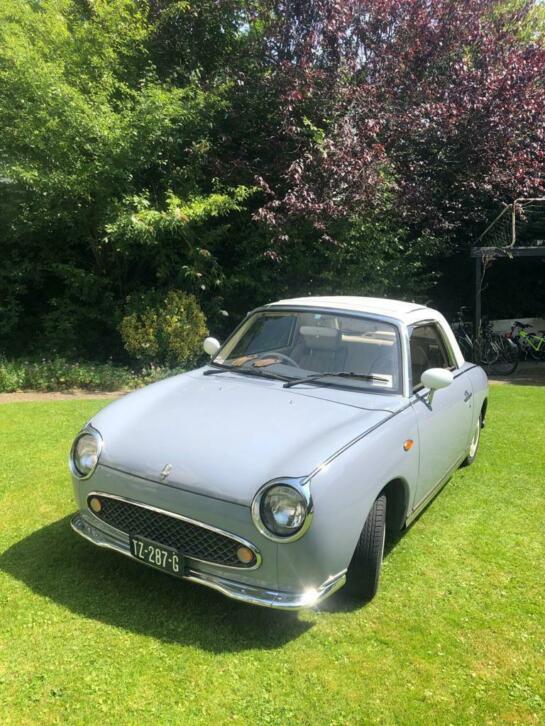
203 337 221 357
420 368 453 404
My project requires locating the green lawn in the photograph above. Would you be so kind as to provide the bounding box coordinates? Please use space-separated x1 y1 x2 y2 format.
0 386 544 725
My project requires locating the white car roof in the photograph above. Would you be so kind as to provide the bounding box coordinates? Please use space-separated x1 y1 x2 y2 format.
267 296 432 324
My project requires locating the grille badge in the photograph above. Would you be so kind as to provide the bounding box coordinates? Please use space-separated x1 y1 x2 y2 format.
160 464 172 480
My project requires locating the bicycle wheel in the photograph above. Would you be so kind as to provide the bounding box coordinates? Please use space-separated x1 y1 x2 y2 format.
527 337 545 360
479 336 499 367
528 348 545 361
486 337 519 375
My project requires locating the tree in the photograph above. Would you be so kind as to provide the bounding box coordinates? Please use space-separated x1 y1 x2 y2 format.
1 0 544 360
0 0 255 356
255 0 545 243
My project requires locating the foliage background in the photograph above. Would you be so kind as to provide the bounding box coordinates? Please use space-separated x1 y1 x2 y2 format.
1 0 544 368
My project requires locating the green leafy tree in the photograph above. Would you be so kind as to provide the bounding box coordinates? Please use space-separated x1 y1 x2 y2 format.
0 0 256 357
1 0 544 363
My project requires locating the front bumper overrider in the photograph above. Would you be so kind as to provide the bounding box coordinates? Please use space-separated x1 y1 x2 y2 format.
71 513 346 610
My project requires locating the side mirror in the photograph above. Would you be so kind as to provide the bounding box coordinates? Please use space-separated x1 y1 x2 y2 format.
203 337 220 357
420 368 453 404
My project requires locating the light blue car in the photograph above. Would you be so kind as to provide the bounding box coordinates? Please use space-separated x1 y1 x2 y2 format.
70 297 488 610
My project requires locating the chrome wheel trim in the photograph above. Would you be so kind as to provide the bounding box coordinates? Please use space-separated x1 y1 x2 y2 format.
469 419 480 459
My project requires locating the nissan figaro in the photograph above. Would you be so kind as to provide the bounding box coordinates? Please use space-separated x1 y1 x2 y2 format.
70 297 488 609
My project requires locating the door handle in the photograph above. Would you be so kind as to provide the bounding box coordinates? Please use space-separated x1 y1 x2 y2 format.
464 390 472 403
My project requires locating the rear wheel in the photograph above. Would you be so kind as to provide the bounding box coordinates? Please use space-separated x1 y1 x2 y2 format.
528 341 545 361
345 495 386 603
462 415 481 467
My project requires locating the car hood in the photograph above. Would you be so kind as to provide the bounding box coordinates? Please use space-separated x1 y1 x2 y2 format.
90 370 402 506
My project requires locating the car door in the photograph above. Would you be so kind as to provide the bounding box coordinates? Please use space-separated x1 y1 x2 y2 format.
409 322 473 508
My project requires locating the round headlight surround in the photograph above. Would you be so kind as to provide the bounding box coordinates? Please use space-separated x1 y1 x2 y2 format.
69 427 103 479
251 479 313 542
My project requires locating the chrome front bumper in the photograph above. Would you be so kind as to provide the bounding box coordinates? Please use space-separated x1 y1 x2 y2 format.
71 513 346 610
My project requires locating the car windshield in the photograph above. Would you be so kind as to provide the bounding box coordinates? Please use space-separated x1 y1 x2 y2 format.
213 310 402 393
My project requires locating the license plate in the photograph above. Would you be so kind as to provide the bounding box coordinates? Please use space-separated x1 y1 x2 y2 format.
129 535 184 577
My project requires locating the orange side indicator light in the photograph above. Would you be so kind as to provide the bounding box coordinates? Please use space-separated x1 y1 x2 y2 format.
403 439 414 452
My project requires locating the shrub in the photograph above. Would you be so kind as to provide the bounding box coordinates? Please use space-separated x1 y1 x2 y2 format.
0 357 140 393
120 290 208 367
0 359 26 392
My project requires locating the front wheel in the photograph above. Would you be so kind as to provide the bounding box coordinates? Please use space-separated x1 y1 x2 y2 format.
345 494 387 603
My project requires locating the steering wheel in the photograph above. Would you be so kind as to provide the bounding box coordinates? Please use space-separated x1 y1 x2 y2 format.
252 351 300 368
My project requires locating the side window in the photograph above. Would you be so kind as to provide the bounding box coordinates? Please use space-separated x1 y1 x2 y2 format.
410 324 451 390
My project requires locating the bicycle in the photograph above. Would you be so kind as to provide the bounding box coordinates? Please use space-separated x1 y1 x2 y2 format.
452 308 519 375
507 321 545 360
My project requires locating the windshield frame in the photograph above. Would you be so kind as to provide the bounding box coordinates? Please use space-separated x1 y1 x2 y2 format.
208 305 405 395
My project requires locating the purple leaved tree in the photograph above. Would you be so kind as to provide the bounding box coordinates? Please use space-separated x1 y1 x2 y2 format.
255 0 545 240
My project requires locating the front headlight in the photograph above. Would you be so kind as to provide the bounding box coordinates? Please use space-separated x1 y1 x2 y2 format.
69 428 102 479
251 481 313 542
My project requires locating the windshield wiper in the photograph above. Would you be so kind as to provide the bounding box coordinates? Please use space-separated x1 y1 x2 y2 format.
283 371 389 389
203 363 289 382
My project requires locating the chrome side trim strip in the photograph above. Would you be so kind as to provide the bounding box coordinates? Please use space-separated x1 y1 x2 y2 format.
453 364 478 379
86 491 262 570
303 402 412 484
71 514 346 610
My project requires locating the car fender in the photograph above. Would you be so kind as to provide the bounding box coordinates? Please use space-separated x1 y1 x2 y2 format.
467 365 489 426
275 403 419 592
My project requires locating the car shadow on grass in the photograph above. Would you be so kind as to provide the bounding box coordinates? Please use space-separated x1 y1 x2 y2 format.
0 516 313 651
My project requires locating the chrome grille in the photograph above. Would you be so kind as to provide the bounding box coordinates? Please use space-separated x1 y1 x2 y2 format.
88 495 256 568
